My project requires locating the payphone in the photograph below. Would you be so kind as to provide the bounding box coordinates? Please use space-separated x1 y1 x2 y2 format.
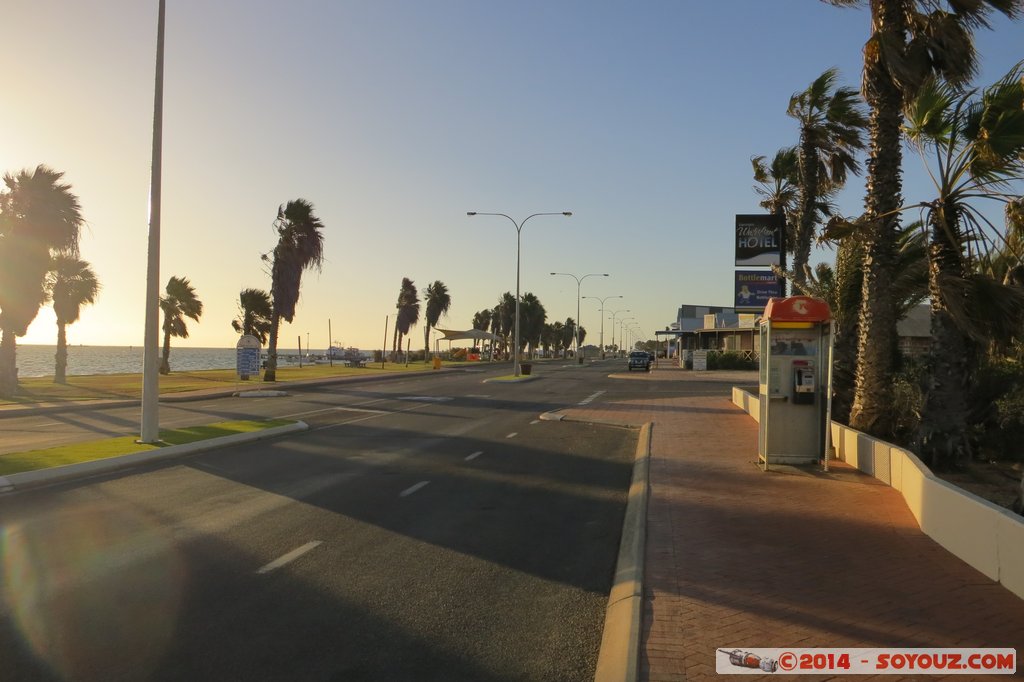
757 296 831 469
792 361 815 404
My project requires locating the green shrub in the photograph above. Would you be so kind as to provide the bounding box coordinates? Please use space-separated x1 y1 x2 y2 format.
972 357 1024 462
707 351 757 371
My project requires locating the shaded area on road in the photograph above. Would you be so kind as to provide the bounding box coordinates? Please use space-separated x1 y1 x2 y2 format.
1 410 637 681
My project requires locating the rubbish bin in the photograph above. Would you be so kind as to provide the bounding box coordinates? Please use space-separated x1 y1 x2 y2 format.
520 363 532 376
432 357 442 370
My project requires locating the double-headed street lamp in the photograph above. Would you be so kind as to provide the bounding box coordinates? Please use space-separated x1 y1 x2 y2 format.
615 316 635 353
550 272 608 361
467 211 572 377
608 309 631 356
582 295 622 358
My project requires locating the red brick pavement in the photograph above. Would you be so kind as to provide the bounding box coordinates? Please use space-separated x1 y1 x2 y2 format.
563 367 1024 681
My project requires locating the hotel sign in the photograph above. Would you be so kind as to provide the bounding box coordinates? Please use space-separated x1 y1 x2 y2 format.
735 214 783 267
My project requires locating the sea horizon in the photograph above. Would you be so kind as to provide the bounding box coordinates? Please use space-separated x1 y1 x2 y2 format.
11 344 369 379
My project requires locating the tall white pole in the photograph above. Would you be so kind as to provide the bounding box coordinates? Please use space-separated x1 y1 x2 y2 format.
468 211 571 376
514 223 522 375
551 272 607 361
585 295 621 359
140 0 165 443
575 279 581 358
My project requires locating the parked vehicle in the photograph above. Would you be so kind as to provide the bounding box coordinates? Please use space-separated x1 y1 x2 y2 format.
627 350 651 372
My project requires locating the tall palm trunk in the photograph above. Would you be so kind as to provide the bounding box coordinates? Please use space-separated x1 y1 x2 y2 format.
55 321 68 384
918 203 974 469
160 328 173 374
830 236 864 424
0 330 17 397
849 0 904 437
793 136 820 289
264 311 281 381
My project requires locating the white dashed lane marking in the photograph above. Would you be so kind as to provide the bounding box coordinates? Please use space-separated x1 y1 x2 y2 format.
400 481 430 497
505 432 518 439
465 451 483 461
256 541 323 575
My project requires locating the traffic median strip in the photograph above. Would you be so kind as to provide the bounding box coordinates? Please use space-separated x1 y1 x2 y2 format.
0 419 306 492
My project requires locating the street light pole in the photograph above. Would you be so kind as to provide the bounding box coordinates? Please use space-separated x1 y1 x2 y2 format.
467 211 572 376
617 316 635 353
140 0 166 444
550 272 607 361
608 309 631 356
583 295 622 359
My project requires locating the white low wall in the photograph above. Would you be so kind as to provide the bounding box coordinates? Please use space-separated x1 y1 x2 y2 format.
731 387 760 423
732 387 1024 601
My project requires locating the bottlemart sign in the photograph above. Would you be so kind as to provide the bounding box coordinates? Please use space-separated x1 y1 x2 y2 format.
735 270 782 310
735 214 783 267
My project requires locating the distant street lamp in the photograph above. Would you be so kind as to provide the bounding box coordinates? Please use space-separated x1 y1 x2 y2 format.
616 316 635 353
583 295 622 359
608 309 631 356
467 211 572 376
550 272 608 361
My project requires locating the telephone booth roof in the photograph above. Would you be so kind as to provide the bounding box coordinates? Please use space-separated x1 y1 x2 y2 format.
762 296 831 323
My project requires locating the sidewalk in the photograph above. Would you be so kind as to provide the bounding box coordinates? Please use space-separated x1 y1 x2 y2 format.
561 365 1024 681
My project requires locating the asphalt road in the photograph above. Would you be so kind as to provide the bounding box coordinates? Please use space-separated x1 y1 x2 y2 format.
0 360 639 681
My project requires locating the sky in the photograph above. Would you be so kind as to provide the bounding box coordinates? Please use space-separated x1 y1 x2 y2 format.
2 1 1022 352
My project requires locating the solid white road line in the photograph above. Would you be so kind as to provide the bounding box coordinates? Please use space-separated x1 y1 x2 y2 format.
400 480 430 497
465 451 482 461
256 541 323 575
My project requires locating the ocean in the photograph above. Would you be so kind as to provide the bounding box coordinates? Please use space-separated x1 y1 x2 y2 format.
12 345 314 379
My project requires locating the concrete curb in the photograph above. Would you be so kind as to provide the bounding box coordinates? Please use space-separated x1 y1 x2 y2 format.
541 409 651 682
593 421 650 682
0 421 308 493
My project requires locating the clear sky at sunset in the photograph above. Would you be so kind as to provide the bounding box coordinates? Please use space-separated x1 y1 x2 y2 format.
2 2 1022 351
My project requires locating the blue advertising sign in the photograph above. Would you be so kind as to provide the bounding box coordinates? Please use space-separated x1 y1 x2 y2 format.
735 270 781 310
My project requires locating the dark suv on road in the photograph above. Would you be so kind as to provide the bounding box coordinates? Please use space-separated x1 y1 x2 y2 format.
627 350 651 372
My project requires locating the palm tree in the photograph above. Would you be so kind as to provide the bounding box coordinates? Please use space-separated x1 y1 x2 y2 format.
423 280 451 360
231 288 273 345
825 0 1022 439
815 217 928 422
903 65 1024 469
494 292 516 357
0 165 83 396
472 309 492 331
561 317 577 356
787 68 867 289
518 292 546 357
549 320 565 357
159 276 203 374
262 199 325 381
392 277 419 361
46 255 99 383
541 322 557 357
752 146 801 274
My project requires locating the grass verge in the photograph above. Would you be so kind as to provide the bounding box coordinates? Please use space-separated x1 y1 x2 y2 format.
1 361 471 406
0 419 294 476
